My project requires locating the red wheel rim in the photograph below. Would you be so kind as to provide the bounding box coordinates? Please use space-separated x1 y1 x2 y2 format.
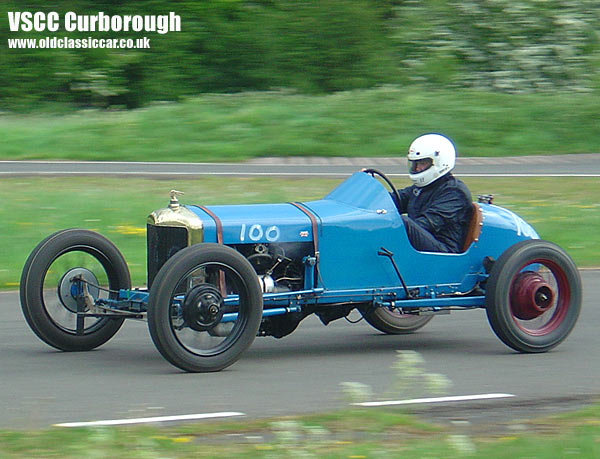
509 258 570 336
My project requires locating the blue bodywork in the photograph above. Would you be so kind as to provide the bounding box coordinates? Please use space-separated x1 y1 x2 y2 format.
101 172 538 316
188 172 537 304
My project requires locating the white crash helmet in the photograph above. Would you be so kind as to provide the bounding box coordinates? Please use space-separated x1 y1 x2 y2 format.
407 133 456 187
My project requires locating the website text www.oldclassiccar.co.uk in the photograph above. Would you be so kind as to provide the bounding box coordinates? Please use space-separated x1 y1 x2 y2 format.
7 11 181 49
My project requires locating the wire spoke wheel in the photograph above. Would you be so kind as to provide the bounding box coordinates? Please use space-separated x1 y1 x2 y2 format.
20 229 130 351
509 264 567 335
360 305 433 334
148 244 263 372
173 263 250 355
485 240 581 353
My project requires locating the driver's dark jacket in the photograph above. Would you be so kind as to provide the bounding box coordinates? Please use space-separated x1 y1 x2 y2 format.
391 173 473 253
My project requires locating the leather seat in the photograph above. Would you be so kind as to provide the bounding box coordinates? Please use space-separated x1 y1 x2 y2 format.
462 202 483 252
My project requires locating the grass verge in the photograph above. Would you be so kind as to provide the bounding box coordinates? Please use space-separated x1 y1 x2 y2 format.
1 87 599 162
1 404 600 458
1 176 597 290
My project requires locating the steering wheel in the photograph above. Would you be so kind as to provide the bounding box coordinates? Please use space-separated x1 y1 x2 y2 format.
362 168 402 207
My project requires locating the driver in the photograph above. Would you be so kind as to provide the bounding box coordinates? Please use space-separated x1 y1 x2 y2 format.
391 133 473 253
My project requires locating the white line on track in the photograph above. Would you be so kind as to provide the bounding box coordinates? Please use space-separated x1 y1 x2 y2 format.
353 393 516 407
0 171 597 177
54 411 245 428
1 158 597 166
0 160 244 166
451 174 600 178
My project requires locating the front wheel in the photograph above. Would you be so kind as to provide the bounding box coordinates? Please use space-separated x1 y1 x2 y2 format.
20 229 130 351
485 239 581 353
147 243 263 372
360 306 433 334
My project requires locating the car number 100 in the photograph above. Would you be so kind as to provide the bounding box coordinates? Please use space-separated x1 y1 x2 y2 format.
239 224 280 242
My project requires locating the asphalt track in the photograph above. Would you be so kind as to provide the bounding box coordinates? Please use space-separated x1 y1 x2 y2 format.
1 153 600 177
1 155 598 430
1 270 598 430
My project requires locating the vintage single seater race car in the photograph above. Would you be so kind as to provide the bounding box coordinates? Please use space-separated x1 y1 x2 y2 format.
20 170 582 372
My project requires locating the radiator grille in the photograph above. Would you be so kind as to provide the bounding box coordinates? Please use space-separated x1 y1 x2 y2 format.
147 225 188 288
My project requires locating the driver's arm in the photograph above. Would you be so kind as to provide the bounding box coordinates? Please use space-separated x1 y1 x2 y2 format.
390 188 410 214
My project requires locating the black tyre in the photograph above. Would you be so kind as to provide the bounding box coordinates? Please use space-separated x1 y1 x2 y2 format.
360 306 433 334
485 239 581 353
147 243 263 372
20 229 130 351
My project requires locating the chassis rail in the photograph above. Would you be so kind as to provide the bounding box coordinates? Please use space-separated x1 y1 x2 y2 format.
71 277 487 329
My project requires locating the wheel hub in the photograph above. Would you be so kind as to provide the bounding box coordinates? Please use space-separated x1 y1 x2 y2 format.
58 267 100 313
510 271 555 320
182 284 225 331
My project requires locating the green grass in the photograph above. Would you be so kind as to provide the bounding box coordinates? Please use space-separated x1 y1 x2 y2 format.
1 176 598 290
1 87 599 162
1 404 600 458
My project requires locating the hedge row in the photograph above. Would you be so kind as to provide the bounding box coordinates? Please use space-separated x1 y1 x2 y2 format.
1 0 599 110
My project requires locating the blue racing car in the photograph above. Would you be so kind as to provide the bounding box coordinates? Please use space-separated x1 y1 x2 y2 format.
20 170 582 372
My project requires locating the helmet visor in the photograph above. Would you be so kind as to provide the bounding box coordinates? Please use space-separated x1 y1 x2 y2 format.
409 158 433 174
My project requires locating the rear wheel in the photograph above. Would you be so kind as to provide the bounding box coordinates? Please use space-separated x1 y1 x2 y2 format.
360 306 433 334
147 244 263 372
20 229 130 351
485 240 581 353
